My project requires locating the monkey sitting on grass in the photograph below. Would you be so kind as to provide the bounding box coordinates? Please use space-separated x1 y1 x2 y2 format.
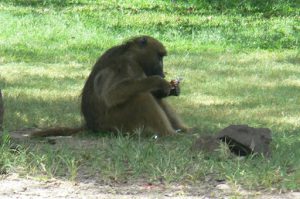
30 36 189 138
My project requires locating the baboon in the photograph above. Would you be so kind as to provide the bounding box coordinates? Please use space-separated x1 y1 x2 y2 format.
81 35 188 136
30 36 188 137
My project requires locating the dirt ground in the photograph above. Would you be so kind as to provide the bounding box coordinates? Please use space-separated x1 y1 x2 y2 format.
1 173 299 199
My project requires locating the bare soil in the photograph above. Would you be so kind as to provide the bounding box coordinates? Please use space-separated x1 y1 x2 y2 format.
1 173 299 199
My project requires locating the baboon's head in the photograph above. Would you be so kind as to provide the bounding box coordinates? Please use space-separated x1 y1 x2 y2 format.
126 36 167 78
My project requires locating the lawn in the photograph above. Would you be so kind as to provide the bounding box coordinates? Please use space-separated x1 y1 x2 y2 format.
0 0 299 192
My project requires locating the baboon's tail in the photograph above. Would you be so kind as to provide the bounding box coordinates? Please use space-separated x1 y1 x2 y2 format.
7 126 86 139
29 126 86 137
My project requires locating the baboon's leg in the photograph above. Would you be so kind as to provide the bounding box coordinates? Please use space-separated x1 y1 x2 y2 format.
157 99 190 132
105 94 176 136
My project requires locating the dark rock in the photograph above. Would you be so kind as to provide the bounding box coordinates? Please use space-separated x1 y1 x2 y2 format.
216 125 272 157
192 125 272 157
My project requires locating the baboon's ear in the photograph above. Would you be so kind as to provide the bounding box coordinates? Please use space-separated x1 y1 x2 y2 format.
139 37 148 47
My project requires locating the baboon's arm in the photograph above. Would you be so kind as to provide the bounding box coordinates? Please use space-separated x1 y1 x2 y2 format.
152 90 169 99
104 76 170 107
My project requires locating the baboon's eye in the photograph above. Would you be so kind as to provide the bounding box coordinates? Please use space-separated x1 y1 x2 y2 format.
158 52 164 59
139 37 147 46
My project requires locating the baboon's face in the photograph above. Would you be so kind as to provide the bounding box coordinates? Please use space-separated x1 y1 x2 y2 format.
143 49 166 78
132 36 167 78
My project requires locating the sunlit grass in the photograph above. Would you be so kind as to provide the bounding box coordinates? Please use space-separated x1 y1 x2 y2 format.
0 1 299 64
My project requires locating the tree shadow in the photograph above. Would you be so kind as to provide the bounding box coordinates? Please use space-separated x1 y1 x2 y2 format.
1 71 299 186
180 82 300 136
4 0 86 8
276 54 300 65
2 92 81 130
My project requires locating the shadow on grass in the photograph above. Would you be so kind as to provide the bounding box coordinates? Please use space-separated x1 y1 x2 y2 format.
276 54 300 65
1 78 300 189
1 72 299 133
2 91 81 130
2 0 86 7
181 83 300 134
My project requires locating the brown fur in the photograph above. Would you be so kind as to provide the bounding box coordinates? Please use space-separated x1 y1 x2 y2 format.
28 36 188 137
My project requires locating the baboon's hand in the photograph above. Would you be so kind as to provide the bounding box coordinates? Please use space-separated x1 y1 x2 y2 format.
149 75 171 96
160 79 172 96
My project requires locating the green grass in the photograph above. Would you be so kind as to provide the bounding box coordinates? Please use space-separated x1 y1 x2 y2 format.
1 0 300 192
0 1 299 63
